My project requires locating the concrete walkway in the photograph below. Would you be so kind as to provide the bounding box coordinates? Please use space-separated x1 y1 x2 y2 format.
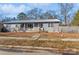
0 48 58 55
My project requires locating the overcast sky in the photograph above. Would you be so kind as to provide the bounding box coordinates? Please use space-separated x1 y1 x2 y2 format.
0 3 79 18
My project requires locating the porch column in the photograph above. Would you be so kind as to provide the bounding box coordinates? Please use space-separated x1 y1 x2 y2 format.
33 23 34 28
38 23 40 31
38 23 39 28
24 23 26 31
25 24 27 30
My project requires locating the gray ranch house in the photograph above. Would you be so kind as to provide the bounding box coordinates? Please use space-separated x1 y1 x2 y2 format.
3 19 60 32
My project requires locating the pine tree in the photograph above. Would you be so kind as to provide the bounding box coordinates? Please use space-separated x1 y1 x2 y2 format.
71 10 79 26
17 12 27 20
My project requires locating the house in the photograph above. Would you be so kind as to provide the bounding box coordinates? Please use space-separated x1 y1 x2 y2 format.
3 19 60 32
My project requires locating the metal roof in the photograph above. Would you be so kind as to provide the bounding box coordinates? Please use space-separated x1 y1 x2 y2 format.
3 19 60 24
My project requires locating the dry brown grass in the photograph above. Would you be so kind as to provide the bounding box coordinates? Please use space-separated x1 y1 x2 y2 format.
0 32 79 52
0 32 79 38
0 39 78 49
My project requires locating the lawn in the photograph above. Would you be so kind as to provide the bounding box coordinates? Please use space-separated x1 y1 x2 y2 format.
0 32 79 54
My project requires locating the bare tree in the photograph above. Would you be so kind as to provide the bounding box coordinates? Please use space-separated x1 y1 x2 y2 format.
27 8 42 19
59 3 74 25
40 10 58 19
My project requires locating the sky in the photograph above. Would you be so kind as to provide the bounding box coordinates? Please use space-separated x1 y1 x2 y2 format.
0 3 79 18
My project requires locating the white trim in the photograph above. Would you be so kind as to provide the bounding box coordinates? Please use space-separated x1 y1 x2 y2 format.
3 19 60 24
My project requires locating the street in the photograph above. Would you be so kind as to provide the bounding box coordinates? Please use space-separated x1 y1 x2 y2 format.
0 48 59 55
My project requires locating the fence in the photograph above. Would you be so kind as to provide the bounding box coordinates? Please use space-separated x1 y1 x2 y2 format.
59 26 79 33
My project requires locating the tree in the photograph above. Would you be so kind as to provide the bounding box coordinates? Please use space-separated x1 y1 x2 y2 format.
27 8 42 19
17 12 27 20
59 3 74 25
40 10 57 19
12 17 16 20
71 10 79 26
2 17 12 22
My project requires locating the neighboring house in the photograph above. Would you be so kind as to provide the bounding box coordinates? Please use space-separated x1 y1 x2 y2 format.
0 22 4 32
3 19 60 32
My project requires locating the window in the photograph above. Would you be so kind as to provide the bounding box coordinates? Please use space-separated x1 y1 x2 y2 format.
16 25 18 27
20 24 24 28
34 23 38 27
51 23 53 27
48 23 53 27
48 23 51 27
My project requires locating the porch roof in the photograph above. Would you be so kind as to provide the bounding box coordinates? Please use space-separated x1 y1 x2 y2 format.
3 19 60 24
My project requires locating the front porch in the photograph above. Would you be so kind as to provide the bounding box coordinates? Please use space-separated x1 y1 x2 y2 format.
18 23 45 32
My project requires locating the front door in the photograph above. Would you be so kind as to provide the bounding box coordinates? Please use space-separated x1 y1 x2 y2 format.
28 23 33 28
39 23 43 28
